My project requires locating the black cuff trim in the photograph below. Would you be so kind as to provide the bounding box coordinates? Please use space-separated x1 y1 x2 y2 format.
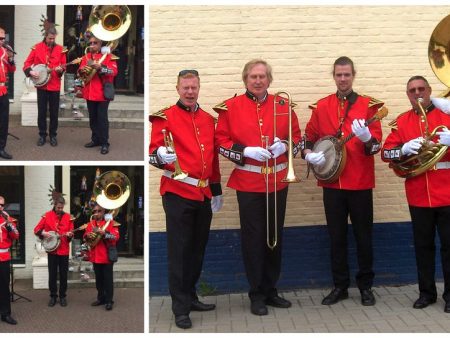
149 149 165 169
382 146 402 161
210 183 222 196
364 137 381 155
219 144 245 165
24 67 31 77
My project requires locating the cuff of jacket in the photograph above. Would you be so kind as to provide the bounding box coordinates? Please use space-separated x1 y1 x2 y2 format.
24 67 31 77
210 183 222 197
219 144 245 165
300 137 314 159
149 148 165 169
364 137 382 155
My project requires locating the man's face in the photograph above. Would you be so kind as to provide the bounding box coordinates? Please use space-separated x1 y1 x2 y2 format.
0 30 5 48
45 33 56 47
54 202 65 215
176 76 200 110
334 64 354 94
407 79 432 110
245 63 270 99
88 38 101 53
92 206 105 221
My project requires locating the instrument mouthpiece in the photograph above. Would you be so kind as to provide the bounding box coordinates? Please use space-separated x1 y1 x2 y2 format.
418 97 424 103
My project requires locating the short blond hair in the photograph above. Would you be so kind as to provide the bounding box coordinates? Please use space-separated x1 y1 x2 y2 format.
242 59 273 85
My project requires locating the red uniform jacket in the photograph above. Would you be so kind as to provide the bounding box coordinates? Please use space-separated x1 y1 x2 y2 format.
0 212 19 262
34 210 74 256
304 92 383 190
0 46 16 96
149 101 222 201
23 41 66 92
78 52 117 102
83 219 119 264
214 91 302 193
381 105 450 207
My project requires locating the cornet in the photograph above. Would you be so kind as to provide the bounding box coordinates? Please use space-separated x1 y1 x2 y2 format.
162 129 188 181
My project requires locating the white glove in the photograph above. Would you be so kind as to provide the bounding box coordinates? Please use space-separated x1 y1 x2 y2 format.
243 146 272 162
351 119 372 143
305 151 326 166
268 137 287 159
104 213 113 221
157 146 177 164
401 137 424 156
41 230 50 238
431 97 450 114
211 195 224 213
436 128 450 146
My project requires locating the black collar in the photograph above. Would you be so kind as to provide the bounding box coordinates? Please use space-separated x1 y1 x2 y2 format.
176 100 199 112
414 103 435 115
336 90 357 103
246 90 268 103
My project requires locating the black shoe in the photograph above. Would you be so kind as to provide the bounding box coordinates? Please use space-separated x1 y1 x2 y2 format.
191 299 216 311
50 137 57 147
0 150 12 160
60 297 67 307
413 296 436 309
250 299 268 316
1 315 17 325
91 300 106 306
175 314 192 329
105 303 113 311
84 141 100 148
360 289 376 306
37 137 46 146
445 301 450 313
265 295 292 308
322 288 349 305
100 145 109 155
48 297 57 307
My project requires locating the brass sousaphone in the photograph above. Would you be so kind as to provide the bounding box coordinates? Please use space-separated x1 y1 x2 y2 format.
79 5 131 85
85 171 131 249
388 15 450 178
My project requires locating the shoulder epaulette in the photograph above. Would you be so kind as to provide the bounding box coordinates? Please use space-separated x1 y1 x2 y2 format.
41 213 46 218
62 48 68 54
150 107 169 120
308 101 318 110
388 111 409 130
213 101 228 113
110 54 120 61
360 94 385 109
31 44 37 50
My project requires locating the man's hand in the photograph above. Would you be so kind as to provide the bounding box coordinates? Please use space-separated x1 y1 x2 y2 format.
157 146 177 164
243 146 272 162
55 66 64 73
305 151 326 166
29 70 39 79
269 137 287 159
351 119 372 143
401 137 424 156
436 128 450 146
211 195 224 213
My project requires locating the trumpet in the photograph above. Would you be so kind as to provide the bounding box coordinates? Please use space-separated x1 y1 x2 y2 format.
162 129 188 180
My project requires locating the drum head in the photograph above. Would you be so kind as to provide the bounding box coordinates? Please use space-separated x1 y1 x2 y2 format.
43 231 60 252
312 136 344 182
32 64 50 87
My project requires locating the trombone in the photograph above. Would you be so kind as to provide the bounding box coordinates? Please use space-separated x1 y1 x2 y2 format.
162 129 188 181
265 91 300 250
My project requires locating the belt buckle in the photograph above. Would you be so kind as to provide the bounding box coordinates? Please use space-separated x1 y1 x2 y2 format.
197 179 207 188
261 166 274 174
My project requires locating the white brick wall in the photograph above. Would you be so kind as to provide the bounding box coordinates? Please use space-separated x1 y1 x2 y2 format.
149 5 450 232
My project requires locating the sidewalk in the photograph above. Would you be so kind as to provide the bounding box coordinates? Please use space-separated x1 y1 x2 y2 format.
4 280 144 333
2 123 144 161
150 283 450 333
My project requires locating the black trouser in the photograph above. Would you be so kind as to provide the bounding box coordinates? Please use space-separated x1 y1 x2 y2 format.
237 187 288 302
93 263 114 304
86 100 110 146
409 205 450 301
37 89 60 138
47 254 69 298
0 94 9 150
162 192 212 316
0 261 11 316
323 188 374 290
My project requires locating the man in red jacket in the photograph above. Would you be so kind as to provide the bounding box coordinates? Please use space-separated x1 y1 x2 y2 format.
0 27 16 160
302 56 384 307
382 75 450 312
83 203 119 311
150 69 223 329
214 59 301 316
0 196 19 325
34 196 74 307
78 34 117 155
23 25 66 147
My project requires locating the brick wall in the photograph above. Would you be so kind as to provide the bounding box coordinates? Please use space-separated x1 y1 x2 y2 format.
149 5 450 232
